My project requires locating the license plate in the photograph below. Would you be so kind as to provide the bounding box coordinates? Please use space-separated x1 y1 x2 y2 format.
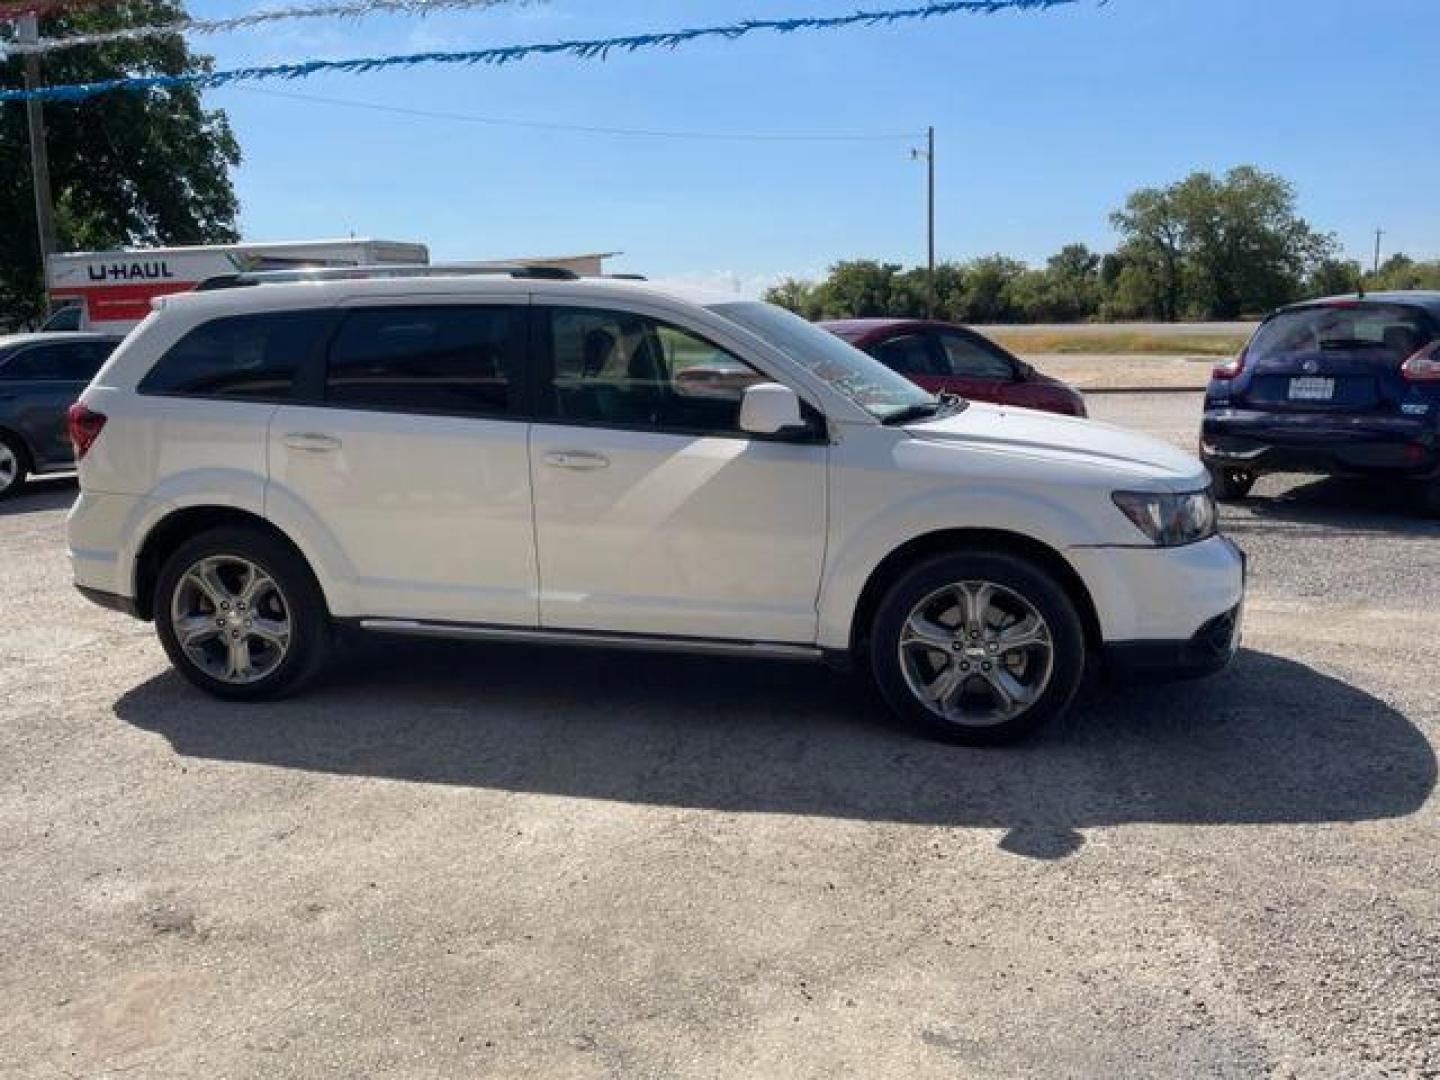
1288 376 1335 401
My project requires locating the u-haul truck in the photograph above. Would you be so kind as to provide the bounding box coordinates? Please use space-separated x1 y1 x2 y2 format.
45 238 430 332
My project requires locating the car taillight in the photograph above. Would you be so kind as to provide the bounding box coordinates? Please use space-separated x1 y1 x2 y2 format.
1400 343 1440 381
66 403 107 460
1211 347 1247 380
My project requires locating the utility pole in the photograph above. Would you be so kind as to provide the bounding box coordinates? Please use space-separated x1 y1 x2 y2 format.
911 126 935 318
1372 228 1384 276
18 14 58 287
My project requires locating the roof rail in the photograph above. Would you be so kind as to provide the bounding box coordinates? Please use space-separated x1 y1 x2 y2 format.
193 263 581 292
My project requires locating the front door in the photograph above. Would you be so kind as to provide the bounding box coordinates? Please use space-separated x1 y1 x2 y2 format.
529 304 828 644
268 301 538 624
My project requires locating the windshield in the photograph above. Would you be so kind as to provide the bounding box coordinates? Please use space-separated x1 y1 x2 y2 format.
711 301 934 421
1249 304 1436 364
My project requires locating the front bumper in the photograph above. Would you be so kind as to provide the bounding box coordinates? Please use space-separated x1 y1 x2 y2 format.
1102 602 1242 680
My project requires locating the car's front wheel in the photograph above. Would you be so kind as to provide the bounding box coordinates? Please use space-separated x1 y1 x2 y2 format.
869 552 1086 745
154 526 331 700
0 433 30 499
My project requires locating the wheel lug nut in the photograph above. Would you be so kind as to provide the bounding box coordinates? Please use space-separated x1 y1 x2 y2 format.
960 662 970 671
982 662 992 672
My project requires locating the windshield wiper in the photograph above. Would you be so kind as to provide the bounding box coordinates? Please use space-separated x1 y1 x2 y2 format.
937 391 969 415
881 400 947 426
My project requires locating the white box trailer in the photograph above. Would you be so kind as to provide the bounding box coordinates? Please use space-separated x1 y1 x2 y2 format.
45 238 430 332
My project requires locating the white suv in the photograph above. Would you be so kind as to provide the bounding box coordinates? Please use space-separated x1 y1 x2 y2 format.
67 267 1244 743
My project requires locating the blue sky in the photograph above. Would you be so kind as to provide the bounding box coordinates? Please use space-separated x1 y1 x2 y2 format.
186 0 1436 293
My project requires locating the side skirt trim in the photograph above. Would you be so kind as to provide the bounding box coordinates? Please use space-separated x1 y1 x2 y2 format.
357 618 824 662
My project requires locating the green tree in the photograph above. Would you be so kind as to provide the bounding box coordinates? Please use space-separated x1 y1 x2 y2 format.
1110 187 1185 321
1111 166 1333 320
1 2 240 323
1175 166 1332 317
1306 257 1363 298
810 260 903 318
764 277 821 318
1372 254 1440 291
957 255 1026 322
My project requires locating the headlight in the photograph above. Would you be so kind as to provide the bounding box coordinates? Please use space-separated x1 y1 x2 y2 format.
1112 488 1217 547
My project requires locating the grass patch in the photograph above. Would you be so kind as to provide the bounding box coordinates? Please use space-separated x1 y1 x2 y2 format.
988 329 1249 357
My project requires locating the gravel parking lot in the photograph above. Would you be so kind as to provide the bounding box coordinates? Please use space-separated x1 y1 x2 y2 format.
3 392 1437 1079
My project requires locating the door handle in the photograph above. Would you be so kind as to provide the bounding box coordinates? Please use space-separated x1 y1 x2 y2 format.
544 450 610 470
284 432 342 452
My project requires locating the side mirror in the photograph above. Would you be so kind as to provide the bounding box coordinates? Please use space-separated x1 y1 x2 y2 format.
739 382 805 436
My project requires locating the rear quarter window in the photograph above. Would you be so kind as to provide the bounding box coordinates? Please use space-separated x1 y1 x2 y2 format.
138 311 331 400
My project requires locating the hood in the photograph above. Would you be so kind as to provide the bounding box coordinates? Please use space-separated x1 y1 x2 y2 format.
905 402 1207 488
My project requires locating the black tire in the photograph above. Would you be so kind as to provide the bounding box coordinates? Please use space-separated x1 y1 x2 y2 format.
869 551 1086 746
154 525 332 701
1208 465 1256 502
0 432 30 500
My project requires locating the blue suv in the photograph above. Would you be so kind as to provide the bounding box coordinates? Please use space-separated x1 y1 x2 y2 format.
1201 292 1440 515
0 332 120 499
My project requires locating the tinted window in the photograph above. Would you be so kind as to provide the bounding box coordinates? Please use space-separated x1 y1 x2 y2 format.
547 308 766 433
871 333 940 376
1249 304 1437 364
0 341 115 382
41 305 82 331
937 332 1015 379
140 312 328 399
326 306 517 416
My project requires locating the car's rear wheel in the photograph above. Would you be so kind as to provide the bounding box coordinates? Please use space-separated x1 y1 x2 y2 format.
0 434 30 499
869 552 1086 745
154 526 331 701
1208 465 1256 502
1417 479 1440 519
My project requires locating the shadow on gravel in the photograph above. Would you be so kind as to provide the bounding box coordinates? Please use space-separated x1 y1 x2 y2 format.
1231 476 1440 536
0 475 77 515
115 642 1435 859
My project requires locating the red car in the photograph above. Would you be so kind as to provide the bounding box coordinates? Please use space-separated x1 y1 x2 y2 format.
820 319 1087 418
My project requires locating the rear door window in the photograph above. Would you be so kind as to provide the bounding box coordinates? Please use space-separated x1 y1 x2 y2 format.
871 333 942 376
325 306 522 418
139 312 330 400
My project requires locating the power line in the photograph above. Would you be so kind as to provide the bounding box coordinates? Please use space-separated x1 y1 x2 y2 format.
233 85 918 143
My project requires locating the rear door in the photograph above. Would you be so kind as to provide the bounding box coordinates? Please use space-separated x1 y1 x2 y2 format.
0 340 115 467
268 299 539 624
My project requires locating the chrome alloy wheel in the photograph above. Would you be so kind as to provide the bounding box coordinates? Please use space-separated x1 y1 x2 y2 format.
897 580 1055 727
170 555 292 684
0 442 17 493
